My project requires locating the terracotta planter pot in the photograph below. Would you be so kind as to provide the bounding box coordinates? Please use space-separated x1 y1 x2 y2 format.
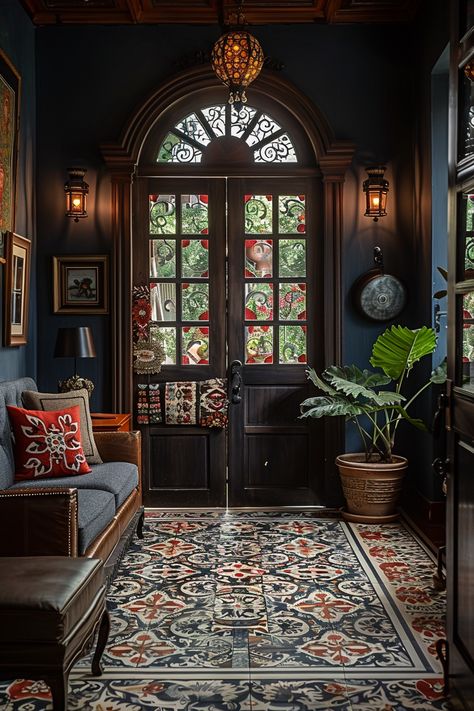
335 453 408 523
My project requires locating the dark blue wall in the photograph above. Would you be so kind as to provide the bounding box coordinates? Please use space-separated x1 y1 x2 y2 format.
33 11 448 499
35 22 415 409
0 0 36 382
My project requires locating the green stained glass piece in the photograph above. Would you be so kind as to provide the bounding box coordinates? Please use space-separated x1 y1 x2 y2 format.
157 133 202 164
181 283 209 321
279 283 306 320
182 326 209 365
279 239 306 278
279 195 306 234
182 239 209 278
245 283 273 320
150 326 176 365
149 195 176 234
157 133 180 163
181 195 209 235
466 194 474 231
245 325 273 365
279 325 307 364
465 236 474 275
150 283 176 321
150 239 176 278
244 194 273 234
245 239 273 278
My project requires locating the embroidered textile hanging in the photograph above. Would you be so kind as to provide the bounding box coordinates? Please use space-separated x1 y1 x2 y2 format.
135 378 228 428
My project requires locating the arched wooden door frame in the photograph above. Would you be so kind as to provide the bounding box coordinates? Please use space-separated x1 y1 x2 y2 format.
102 64 354 505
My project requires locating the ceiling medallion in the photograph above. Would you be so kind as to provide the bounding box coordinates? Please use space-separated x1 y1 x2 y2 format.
211 1 264 113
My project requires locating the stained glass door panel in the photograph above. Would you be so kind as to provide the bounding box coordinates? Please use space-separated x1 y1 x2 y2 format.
227 178 323 507
134 178 226 508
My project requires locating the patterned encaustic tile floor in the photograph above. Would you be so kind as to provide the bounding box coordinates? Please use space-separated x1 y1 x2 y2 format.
0 511 451 710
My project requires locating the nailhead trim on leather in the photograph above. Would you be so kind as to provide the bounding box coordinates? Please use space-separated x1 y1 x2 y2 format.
0 489 77 556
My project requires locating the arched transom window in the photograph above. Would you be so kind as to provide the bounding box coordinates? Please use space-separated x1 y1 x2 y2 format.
157 104 298 164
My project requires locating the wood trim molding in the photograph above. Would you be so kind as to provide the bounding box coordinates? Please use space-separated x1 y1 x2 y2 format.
110 176 133 412
20 0 419 25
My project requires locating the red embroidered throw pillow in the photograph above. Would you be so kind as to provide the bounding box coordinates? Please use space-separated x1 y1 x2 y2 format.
7 404 91 481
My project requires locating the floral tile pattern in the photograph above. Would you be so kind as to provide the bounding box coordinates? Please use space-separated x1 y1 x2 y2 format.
0 512 450 710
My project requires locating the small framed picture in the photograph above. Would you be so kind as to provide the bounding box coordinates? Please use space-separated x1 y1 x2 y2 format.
3 232 31 346
53 255 109 314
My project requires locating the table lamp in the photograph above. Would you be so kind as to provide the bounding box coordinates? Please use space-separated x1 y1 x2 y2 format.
54 326 96 397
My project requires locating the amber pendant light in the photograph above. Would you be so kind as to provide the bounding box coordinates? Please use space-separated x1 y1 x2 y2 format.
211 0 264 113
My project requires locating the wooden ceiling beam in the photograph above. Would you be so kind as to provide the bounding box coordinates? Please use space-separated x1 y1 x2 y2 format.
18 0 419 25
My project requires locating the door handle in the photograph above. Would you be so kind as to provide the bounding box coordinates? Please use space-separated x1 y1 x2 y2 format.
229 360 242 404
432 392 448 439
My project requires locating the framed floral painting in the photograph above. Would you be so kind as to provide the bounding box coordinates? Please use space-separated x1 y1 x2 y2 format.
53 255 109 314
0 49 21 254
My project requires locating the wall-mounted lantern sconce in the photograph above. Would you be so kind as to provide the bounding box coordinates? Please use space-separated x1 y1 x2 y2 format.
363 166 389 222
65 167 89 222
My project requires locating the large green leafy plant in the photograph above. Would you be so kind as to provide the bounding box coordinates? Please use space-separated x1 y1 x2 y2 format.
300 325 446 462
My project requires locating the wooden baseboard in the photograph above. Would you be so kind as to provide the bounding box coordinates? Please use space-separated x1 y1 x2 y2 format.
400 489 446 552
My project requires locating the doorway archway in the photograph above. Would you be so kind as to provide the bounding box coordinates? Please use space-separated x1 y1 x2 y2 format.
102 65 354 507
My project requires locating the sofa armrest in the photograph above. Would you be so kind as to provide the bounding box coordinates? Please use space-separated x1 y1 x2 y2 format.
93 430 142 493
0 487 78 557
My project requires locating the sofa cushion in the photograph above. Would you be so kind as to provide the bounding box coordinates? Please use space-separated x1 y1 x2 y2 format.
21 389 102 465
10 461 138 509
76 489 115 554
7 405 92 480
0 378 37 490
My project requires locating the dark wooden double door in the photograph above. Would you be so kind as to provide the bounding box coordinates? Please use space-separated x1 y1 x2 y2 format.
135 176 324 508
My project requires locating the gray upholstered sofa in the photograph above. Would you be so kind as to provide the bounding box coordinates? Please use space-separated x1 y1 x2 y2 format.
0 378 143 570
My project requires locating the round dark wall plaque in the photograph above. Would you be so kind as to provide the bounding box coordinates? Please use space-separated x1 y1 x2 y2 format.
352 269 407 322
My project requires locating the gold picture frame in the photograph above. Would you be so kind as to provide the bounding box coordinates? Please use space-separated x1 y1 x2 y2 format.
53 255 109 314
4 232 31 346
0 48 21 251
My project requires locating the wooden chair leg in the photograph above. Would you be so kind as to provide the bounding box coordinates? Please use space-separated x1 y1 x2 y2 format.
91 607 111 676
47 672 68 711
136 508 145 539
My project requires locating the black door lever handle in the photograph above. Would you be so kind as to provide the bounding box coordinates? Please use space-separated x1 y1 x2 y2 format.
229 360 242 404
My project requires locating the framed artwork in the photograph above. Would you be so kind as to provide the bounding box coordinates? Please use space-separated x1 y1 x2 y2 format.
53 255 109 314
0 49 21 254
3 232 31 346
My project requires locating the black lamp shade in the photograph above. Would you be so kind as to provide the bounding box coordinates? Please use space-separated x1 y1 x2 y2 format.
54 327 96 358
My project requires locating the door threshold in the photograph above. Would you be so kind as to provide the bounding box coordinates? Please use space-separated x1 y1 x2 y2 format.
145 506 340 513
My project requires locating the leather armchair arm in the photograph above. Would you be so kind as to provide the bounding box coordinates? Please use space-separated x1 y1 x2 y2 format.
93 431 142 492
0 487 78 557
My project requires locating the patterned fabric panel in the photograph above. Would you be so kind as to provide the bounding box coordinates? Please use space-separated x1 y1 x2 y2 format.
199 378 228 428
135 379 228 428
165 381 197 425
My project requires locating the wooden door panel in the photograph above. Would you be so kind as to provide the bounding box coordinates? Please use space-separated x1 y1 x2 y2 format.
227 178 325 507
134 178 227 508
146 428 226 507
455 440 474 663
246 434 309 488
447 8 474 696
245 385 308 425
